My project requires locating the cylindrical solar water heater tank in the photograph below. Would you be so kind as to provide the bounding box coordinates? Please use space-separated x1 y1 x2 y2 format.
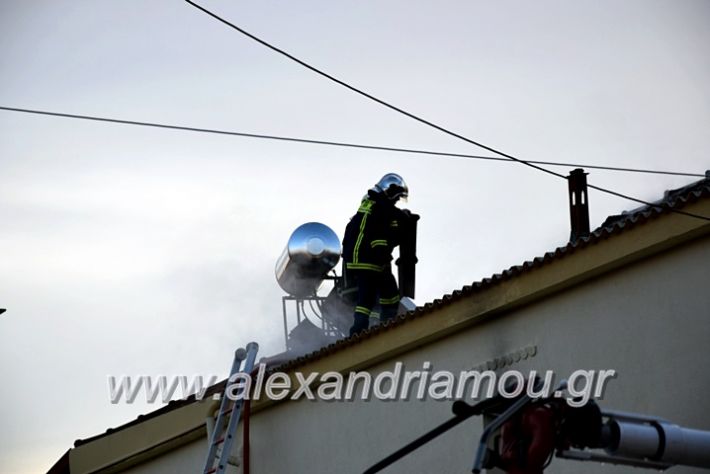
275 222 341 297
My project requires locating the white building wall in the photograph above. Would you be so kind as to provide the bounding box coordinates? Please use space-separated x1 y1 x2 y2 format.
122 427 246 474
246 234 710 474
122 234 710 474
121 439 204 474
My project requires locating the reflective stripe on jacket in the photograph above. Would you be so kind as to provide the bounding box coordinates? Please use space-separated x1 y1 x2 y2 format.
342 190 401 272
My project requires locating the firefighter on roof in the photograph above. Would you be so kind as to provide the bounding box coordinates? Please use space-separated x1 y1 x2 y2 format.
342 173 409 336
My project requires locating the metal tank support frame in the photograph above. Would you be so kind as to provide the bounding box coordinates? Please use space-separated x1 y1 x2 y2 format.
281 271 346 349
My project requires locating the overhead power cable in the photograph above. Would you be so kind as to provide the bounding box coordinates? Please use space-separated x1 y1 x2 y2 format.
183 0 710 222
0 106 704 178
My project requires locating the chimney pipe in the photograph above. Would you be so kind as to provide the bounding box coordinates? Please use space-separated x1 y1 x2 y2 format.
568 168 590 242
396 211 419 299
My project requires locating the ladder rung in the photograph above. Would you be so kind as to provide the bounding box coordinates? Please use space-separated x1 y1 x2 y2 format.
205 468 217 474
213 436 225 446
221 407 233 416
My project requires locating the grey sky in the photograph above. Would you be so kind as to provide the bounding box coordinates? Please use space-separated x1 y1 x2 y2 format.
1 1 709 472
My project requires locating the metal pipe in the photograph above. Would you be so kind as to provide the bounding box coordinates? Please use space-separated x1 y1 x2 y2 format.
282 297 289 351
561 411 710 470
662 424 710 468
607 420 663 459
396 211 419 299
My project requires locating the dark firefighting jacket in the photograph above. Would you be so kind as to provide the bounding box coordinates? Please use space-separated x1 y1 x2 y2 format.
342 190 403 272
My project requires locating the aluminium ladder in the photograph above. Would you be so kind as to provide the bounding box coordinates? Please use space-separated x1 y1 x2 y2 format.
202 342 259 474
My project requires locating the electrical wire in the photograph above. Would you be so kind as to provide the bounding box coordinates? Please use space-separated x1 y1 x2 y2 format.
183 0 710 222
0 106 704 178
